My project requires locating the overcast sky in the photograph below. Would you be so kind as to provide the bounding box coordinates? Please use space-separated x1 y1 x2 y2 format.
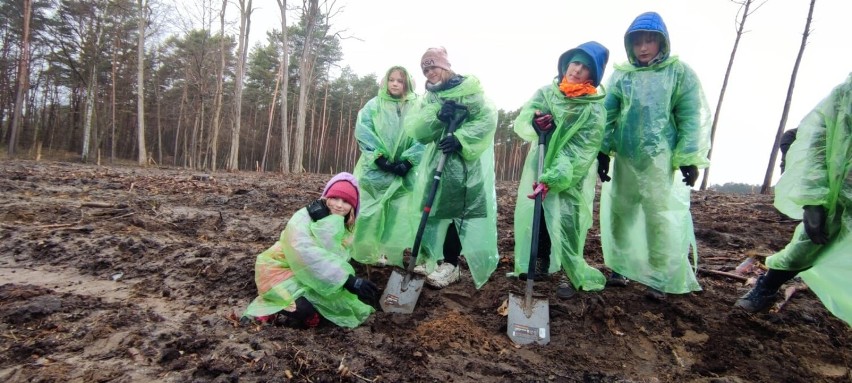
239 0 851 186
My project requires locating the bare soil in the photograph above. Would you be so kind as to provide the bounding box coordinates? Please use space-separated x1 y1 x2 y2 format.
0 159 849 383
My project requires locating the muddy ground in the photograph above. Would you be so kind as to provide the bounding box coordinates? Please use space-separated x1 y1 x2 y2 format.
0 159 849 383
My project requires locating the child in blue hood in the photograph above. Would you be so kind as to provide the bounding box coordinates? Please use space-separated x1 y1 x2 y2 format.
598 12 712 300
512 41 610 299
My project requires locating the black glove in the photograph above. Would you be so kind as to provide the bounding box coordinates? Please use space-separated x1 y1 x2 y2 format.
437 100 457 123
597 152 611 182
306 198 330 221
438 135 462 154
532 113 554 131
802 205 828 245
375 156 395 172
680 165 699 187
344 275 379 304
390 160 413 177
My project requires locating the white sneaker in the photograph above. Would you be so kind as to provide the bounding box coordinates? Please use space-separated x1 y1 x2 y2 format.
426 263 460 288
376 255 388 267
413 264 428 276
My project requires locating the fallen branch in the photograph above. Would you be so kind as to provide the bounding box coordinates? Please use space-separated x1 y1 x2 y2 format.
81 201 115 208
698 268 748 282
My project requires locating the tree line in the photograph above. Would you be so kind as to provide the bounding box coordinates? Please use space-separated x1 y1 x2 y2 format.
0 0 531 180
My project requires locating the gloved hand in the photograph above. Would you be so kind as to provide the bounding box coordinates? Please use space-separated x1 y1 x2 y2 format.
437 100 457 123
344 275 379 304
532 112 554 131
680 165 699 187
802 205 828 244
391 160 413 177
374 156 395 172
306 198 330 221
438 135 462 154
597 152 611 182
527 182 549 200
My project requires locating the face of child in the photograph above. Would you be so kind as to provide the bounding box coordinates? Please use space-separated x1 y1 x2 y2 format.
325 197 352 218
565 62 592 84
387 70 406 98
423 66 444 85
631 32 661 65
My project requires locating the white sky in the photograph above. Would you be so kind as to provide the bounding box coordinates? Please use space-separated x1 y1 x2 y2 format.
242 0 852 186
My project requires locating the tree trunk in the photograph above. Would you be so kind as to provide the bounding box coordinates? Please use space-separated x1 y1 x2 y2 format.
174 77 188 166
291 0 319 173
227 0 253 171
760 0 815 194
136 0 148 165
276 0 290 173
210 0 227 172
261 66 282 171
7 0 32 157
700 0 754 190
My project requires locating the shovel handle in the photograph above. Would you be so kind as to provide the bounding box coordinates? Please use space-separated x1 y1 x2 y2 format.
524 129 550 308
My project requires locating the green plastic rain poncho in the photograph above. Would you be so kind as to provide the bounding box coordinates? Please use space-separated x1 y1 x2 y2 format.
768 72 852 326
403 75 499 289
242 174 373 328
513 80 607 291
352 66 424 266
600 13 711 294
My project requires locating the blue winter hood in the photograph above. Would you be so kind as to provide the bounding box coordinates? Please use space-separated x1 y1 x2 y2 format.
557 41 610 87
624 11 671 66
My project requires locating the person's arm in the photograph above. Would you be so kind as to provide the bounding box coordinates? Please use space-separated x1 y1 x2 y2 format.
670 64 711 169
540 104 606 193
280 209 355 296
403 94 444 144
514 87 549 143
453 92 498 161
354 98 389 165
600 74 622 156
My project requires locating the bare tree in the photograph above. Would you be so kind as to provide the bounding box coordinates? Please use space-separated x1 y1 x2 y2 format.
760 0 816 194
276 0 290 173
226 0 253 171
290 0 318 173
210 0 226 171
136 0 148 165
700 0 763 190
7 0 33 157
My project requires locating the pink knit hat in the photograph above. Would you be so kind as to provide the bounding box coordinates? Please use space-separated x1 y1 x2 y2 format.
324 180 359 212
420 47 451 73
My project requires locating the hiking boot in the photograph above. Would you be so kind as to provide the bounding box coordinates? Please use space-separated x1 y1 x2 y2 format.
734 275 778 313
425 263 460 288
645 287 666 301
607 272 629 287
556 277 576 300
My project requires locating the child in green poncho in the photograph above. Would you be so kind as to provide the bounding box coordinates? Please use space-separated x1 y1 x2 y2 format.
512 41 610 299
405 47 499 289
598 11 712 300
241 173 378 329
352 66 424 267
734 73 852 327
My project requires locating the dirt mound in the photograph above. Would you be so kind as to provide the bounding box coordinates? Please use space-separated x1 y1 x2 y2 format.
0 160 848 382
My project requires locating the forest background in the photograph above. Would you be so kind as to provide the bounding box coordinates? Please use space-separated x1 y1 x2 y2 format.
1 0 848 194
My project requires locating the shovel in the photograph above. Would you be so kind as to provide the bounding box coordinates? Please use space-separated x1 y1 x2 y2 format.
380 103 469 314
507 114 553 345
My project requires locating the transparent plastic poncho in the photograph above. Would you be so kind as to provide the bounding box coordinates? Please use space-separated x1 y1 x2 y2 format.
352 66 424 266
599 57 711 294
512 80 607 291
769 73 852 326
403 75 499 289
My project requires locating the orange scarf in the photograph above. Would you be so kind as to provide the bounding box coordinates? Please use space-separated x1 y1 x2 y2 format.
558 76 597 98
